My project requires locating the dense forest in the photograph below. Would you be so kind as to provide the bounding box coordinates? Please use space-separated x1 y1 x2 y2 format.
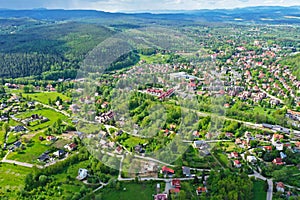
0 22 114 79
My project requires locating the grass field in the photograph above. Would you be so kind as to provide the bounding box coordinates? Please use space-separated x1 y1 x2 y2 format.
0 119 23 145
122 136 148 149
7 132 51 163
96 182 157 200
139 54 171 64
0 130 5 146
253 180 267 200
15 108 70 131
0 163 33 199
6 132 22 144
215 152 230 167
23 92 70 105
222 142 238 153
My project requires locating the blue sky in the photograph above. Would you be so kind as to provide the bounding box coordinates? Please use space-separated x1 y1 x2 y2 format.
0 0 299 12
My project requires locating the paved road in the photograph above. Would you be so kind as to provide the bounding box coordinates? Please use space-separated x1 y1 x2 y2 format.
267 179 273 200
2 159 34 168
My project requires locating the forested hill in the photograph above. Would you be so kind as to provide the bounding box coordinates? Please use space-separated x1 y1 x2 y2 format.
0 22 114 79
0 6 299 79
0 6 299 23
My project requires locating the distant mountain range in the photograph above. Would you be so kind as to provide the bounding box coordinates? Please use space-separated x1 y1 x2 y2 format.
0 6 299 24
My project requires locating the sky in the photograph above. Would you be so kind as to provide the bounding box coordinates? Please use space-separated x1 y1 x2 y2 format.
0 0 299 12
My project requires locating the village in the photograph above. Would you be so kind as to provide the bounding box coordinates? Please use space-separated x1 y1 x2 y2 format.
0 20 299 200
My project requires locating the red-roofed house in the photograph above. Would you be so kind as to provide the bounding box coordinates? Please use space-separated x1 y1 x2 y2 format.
273 158 284 165
229 152 239 158
196 187 207 195
276 182 285 193
234 160 241 168
65 143 77 151
172 179 181 188
263 146 273 151
162 166 174 174
273 134 284 140
46 135 56 142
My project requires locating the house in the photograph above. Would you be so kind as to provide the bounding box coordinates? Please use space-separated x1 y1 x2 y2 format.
65 143 77 151
273 134 284 141
280 152 287 159
193 141 208 150
77 168 88 181
263 146 273 151
14 141 22 148
225 132 234 138
182 166 191 177
0 116 8 122
262 123 273 129
247 156 257 163
46 135 56 142
172 179 181 188
273 158 284 165
154 194 168 200
233 160 242 168
274 142 284 151
115 146 123 154
13 125 26 132
196 187 207 195
229 152 239 159
53 150 65 158
276 182 285 193
162 166 174 174
38 153 50 162
134 145 143 153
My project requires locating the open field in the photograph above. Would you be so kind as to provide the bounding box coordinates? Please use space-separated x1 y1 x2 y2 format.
0 163 33 199
23 92 70 105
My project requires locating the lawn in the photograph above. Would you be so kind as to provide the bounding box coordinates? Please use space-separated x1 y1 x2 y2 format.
253 180 267 200
0 163 33 199
122 136 148 149
95 182 158 200
23 92 70 105
15 108 70 131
